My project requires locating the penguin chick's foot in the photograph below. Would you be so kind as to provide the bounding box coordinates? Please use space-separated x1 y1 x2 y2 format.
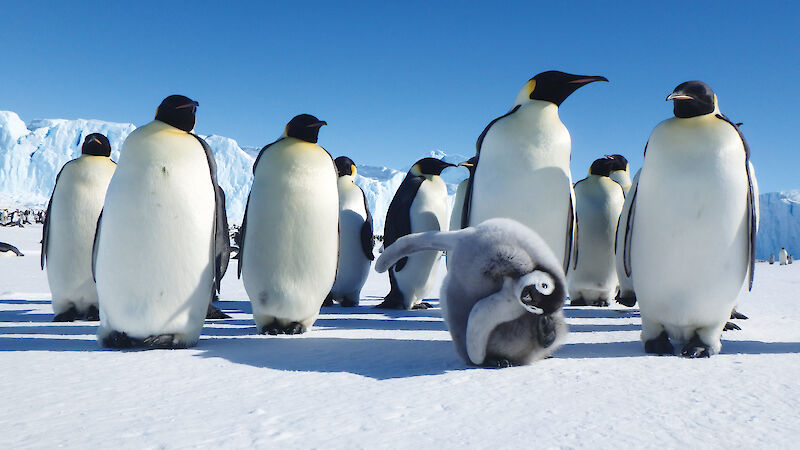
412 302 433 310
680 335 711 358
102 330 140 349
53 306 79 322
569 297 587 306
615 296 637 308
723 322 741 331
730 310 749 320
484 358 516 369
206 304 231 320
143 334 188 349
85 305 100 321
644 331 674 356
536 315 557 348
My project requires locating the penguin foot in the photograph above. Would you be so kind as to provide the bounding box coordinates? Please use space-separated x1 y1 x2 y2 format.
322 293 335 307
262 325 282 335
730 310 748 320
644 331 674 355
260 322 306 335
589 299 610 307
85 305 100 321
102 331 139 349
569 297 587 306
143 334 187 349
206 304 231 320
616 296 637 307
53 306 79 322
723 322 741 331
484 358 515 369
412 302 433 310
536 315 557 348
284 322 306 335
680 335 711 358
339 298 359 307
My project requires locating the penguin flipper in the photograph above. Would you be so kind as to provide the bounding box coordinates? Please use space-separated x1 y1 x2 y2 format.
41 163 70 270
466 277 521 366
375 228 470 273
237 193 252 279
383 174 425 270
622 181 638 278
360 189 375 260
460 157 477 229
91 211 103 282
566 186 577 273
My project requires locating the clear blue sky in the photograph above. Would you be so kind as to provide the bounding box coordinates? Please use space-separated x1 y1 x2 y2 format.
1 1 797 192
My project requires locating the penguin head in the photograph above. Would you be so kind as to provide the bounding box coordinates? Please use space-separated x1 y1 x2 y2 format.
514 71 608 107
667 81 717 118
517 269 565 315
284 114 327 144
458 156 478 176
81 133 112 157
588 158 615 177
409 157 456 177
155 95 199 132
334 156 357 177
604 154 629 173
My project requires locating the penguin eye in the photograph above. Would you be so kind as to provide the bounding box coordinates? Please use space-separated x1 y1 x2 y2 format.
529 270 555 296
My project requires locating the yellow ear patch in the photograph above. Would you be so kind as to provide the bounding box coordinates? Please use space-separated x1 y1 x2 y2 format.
154 106 160 119
351 164 357 176
284 124 290 136
526 79 537 97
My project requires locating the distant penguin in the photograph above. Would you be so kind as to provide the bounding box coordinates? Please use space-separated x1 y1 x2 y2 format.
789 254 794 264
94 95 229 349
568 158 625 306
768 254 775 264
326 156 374 307
779 248 788 265
449 156 477 232
375 218 568 367
624 81 758 357
464 71 608 272
42 133 116 322
614 169 641 307
378 157 455 310
606 154 632 195
0 242 24 257
239 114 338 335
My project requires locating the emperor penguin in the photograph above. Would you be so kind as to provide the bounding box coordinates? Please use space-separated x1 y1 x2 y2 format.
449 156 477 232
779 248 789 265
375 218 568 367
378 157 455 310
325 156 374 307
464 71 608 273
238 114 338 335
568 158 625 306
623 81 759 357
614 168 641 307
94 95 230 349
606 154 632 195
42 133 116 322
0 242 24 257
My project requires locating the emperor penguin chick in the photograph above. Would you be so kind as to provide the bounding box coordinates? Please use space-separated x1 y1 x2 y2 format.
42 133 116 322
378 157 455 310
625 81 758 358
239 114 339 335
376 218 568 367
568 158 625 306
326 156 374 307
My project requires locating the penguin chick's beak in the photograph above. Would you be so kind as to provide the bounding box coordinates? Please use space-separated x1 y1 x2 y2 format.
306 120 327 128
458 162 474 168
666 93 694 101
567 75 609 84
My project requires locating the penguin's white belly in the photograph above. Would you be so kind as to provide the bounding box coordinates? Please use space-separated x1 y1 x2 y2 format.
632 122 748 333
47 157 115 314
243 144 338 325
96 126 214 340
394 178 449 306
331 183 370 299
449 179 468 231
470 103 573 260
568 178 624 301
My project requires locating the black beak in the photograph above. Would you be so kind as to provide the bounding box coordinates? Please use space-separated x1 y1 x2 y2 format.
307 120 327 128
567 75 609 84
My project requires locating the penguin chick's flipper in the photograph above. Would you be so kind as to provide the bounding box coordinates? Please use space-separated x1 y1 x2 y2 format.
85 305 100 321
53 306 79 323
731 309 748 320
723 322 741 331
680 334 711 358
143 334 188 349
206 304 231 320
644 331 674 356
536 315 557 348
374 228 470 273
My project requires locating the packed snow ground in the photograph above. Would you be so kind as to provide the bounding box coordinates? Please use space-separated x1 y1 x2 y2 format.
0 225 798 449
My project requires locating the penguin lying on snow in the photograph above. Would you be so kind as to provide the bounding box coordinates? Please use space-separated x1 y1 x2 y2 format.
0 242 24 257
376 218 568 367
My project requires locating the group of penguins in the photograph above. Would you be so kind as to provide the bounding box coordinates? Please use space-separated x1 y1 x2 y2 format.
1 209 44 227
40 70 758 367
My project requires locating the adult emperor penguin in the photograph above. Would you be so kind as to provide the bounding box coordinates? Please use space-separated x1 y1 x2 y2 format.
42 133 116 322
568 158 625 306
325 156 374 307
449 156 477 232
94 95 229 349
239 114 338 334
779 248 789 265
606 154 632 195
375 218 568 367
378 157 455 309
623 81 758 357
464 71 608 273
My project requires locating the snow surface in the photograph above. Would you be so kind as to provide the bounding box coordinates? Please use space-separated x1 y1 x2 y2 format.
1 225 798 448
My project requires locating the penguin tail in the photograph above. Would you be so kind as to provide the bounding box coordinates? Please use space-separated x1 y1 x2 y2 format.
375 229 469 273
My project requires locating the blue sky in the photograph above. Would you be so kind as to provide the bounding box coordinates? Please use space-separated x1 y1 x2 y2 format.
1 1 797 192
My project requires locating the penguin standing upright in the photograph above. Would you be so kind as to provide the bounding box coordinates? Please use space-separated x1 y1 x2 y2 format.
326 156 374 307
624 81 758 357
568 158 625 306
779 248 789 265
614 168 641 307
606 154 632 195
239 114 338 335
42 133 116 322
379 157 455 309
449 156 477 231
464 71 608 272
95 95 229 349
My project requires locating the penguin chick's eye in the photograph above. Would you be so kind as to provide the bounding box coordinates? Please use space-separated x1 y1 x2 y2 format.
529 270 555 296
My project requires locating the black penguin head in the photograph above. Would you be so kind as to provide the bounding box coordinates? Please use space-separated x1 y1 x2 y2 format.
458 156 478 176
155 95 199 132
589 158 615 177
81 133 112 157
409 157 456 176
285 114 327 143
518 269 565 315
667 81 717 118
334 156 356 177
604 154 629 172
516 71 608 107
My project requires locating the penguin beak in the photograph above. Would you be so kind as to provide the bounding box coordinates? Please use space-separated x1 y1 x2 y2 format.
666 93 694 101
567 75 609 84
458 162 474 168
307 120 327 128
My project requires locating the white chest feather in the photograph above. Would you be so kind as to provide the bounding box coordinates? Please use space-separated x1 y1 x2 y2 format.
331 176 370 297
